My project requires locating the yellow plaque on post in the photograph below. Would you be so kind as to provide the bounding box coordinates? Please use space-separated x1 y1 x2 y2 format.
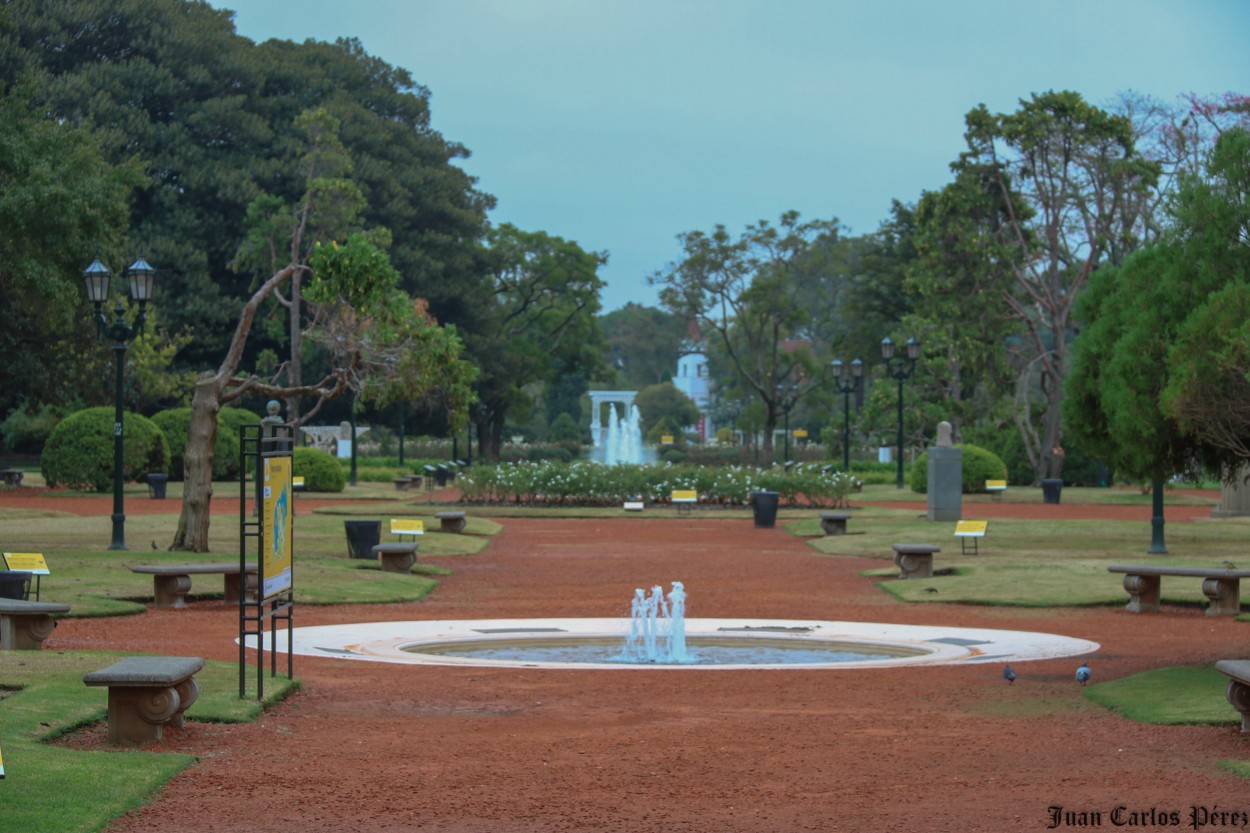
661 435 675 445
262 456 294 599
955 520 988 537
3 552 49 575
391 518 425 537
671 490 697 503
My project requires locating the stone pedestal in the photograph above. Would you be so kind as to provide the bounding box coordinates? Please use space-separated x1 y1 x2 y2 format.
927 446 963 522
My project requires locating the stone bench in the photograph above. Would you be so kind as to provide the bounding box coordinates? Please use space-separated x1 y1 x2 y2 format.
892 543 940 580
0 468 23 487
1107 564 1250 617
130 563 259 610
371 542 419 573
819 512 851 535
0 598 71 650
83 656 204 745
392 476 413 491
1215 660 1250 733
434 511 467 534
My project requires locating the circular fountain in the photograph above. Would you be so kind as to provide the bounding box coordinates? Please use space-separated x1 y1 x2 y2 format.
247 584 1098 670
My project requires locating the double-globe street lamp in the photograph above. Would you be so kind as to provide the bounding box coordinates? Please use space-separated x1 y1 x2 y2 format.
881 336 920 489
830 358 863 472
83 258 156 550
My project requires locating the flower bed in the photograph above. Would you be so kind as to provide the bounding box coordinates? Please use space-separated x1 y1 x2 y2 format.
457 461 858 508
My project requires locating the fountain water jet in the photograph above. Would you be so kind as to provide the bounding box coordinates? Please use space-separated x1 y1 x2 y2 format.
594 403 653 466
621 582 691 663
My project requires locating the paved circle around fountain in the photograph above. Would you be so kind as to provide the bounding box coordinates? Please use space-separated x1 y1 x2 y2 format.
244 618 1098 670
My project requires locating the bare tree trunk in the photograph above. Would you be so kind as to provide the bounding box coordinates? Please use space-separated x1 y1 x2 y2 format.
172 373 222 551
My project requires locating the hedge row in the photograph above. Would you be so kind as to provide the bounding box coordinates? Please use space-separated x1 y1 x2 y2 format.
457 461 859 508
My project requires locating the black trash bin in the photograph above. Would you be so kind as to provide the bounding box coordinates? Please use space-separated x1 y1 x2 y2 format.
146 472 168 499
434 465 449 487
1041 478 1063 505
751 490 780 528
0 570 31 600
344 519 382 559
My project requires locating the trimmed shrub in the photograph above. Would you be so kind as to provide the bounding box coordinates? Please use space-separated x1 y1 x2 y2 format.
41 407 169 491
151 407 250 481
909 444 1008 494
293 447 346 492
1 401 67 454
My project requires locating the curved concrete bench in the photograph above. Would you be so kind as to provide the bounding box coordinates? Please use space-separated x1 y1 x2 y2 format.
892 544 940 580
0 598 70 650
83 656 204 745
1107 564 1250 616
434 511 468 534
1216 660 1250 732
131 563 258 609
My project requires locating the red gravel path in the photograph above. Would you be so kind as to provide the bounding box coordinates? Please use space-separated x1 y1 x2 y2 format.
15 489 1250 832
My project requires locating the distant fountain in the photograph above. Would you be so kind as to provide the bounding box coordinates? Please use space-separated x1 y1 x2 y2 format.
620 582 692 663
592 404 654 466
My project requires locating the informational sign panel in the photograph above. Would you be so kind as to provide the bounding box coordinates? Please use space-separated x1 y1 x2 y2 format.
262 456 294 599
1 740 5 778
2 552 49 575
955 520 988 537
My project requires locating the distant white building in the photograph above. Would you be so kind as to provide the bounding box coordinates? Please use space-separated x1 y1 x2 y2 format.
671 320 712 439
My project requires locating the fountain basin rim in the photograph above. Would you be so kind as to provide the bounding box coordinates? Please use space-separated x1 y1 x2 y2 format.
242 617 1100 670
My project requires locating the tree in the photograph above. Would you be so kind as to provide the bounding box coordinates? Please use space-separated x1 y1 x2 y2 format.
172 232 472 551
467 223 607 460
957 91 1159 482
634 383 700 438
600 303 686 388
650 210 839 458
1 0 490 372
1157 128 1250 466
0 81 141 415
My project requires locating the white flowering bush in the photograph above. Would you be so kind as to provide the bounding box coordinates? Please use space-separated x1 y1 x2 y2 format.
457 461 856 507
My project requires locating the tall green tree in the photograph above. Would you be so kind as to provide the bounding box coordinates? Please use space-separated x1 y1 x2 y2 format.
958 91 1159 482
600 303 686 388
0 82 142 415
468 223 607 459
650 210 840 458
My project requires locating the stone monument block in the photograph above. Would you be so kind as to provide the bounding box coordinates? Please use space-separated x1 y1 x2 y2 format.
927 421 962 522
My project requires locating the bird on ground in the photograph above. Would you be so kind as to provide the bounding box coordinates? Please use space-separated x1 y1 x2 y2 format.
1003 664 1017 685
923 586 939 594
151 539 158 551
1076 661 1091 686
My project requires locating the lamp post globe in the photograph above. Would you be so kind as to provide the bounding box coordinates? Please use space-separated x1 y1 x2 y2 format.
83 258 155 550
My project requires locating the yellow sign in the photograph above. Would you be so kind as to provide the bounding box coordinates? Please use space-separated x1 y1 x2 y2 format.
3 552 49 575
293 475 305 489
671 490 697 502
661 435 675 445
793 429 808 438
390 519 425 537
262 456 293 599
955 520 988 537
985 480 1007 491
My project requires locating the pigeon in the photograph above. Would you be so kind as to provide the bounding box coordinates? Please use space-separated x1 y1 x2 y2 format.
1003 664 1016 685
923 586 939 594
1076 661 1091 686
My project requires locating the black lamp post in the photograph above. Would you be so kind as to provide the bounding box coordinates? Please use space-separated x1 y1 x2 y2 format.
83 257 155 550
830 358 863 472
881 336 920 489
779 383 799 464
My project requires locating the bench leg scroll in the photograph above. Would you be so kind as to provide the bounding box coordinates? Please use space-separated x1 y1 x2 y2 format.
1226 679 1250 733
1122 574 1161 613
1202 577 1241 617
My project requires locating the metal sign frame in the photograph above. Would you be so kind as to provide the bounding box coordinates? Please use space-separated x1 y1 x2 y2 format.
238 422 295 700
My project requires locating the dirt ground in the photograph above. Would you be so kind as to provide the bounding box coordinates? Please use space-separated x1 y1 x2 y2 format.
16 488 1250 832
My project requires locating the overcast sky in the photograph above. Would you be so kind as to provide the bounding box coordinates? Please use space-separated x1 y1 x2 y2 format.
213 0 1248 312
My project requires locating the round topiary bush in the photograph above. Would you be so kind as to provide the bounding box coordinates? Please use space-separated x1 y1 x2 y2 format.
41 407 170 491
151 407 250 481
293 447 346 492
909 443 1008 494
